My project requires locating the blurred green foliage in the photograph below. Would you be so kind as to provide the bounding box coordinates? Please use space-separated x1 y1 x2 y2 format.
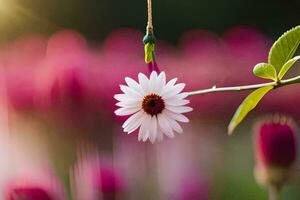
0 0 300 42
213 124 300 200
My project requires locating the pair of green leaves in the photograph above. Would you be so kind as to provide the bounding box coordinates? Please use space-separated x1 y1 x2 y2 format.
253 26 300 81
228 26 300 134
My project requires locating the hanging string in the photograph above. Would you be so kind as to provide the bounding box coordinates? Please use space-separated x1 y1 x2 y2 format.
144 0 159 73
147 0 153 35
143 0 156 45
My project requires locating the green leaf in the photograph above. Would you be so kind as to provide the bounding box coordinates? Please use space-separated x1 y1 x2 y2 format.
228 85 273 135
278 56 300 80
144 43 155 64
253 63 277 81
269 26 300 73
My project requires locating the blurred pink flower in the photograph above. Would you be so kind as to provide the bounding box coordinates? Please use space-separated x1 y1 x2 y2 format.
0 26 277 122
72 153 125 200
93 28 148 116
4 169 67 200
223 26 271 84
173 170 210 200
0 34 47 70
0 34 47 110
156 130 211 200
7 187 52 200
5 70 39 110
0 30 94 111
0 30 111 127
38 62 99 124
38 30 94 109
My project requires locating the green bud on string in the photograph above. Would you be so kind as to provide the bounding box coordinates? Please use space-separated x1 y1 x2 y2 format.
143 31 156 64
144 0 158 65
143 34 156 44
144 42 155 64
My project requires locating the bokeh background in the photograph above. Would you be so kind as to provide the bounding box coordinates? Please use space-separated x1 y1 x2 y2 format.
0 0 299 199
0 0 300 42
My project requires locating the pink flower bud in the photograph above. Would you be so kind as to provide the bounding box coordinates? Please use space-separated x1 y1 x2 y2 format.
254 115 297 186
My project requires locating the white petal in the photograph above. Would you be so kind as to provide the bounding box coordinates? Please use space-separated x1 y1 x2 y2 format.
155 72 166 94
142 115 152 142
120 85 142 98
157 72 166 85
149 116 157 143
125 77 144 95
163 92 188 101
157 113 174 138
116 99 141 108
168 118 183 134
143 132 149 142
138 73 150 94
165 99 190 106
166 78 177 87
166 106 193 114
138 118 146 141
149 71 158 92
161 78 177 95
162 83 186 99
114 107 140 116
138 114 151 142
125 117 143 134
164 110 190 123
172 83 186 93
114 94 135 101
150 71 158 82
156 130 164 142
122 110 144 129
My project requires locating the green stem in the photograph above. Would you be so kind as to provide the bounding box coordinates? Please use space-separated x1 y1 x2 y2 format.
268 185 281 200
187 75 300 96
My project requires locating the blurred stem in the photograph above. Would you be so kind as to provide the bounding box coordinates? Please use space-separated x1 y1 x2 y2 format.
268 185 281 200
187 74 300 96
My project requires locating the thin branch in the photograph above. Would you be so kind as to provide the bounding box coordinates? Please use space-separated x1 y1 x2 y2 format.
187 75 300 96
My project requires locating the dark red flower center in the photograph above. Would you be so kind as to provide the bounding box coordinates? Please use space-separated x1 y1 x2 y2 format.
142 93 165 116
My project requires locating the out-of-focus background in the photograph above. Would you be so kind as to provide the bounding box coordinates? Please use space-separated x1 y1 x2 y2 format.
0 0 300 42
0 0 299 200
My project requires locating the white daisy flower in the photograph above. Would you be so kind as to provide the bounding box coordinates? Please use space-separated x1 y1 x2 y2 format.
114 71 192 143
